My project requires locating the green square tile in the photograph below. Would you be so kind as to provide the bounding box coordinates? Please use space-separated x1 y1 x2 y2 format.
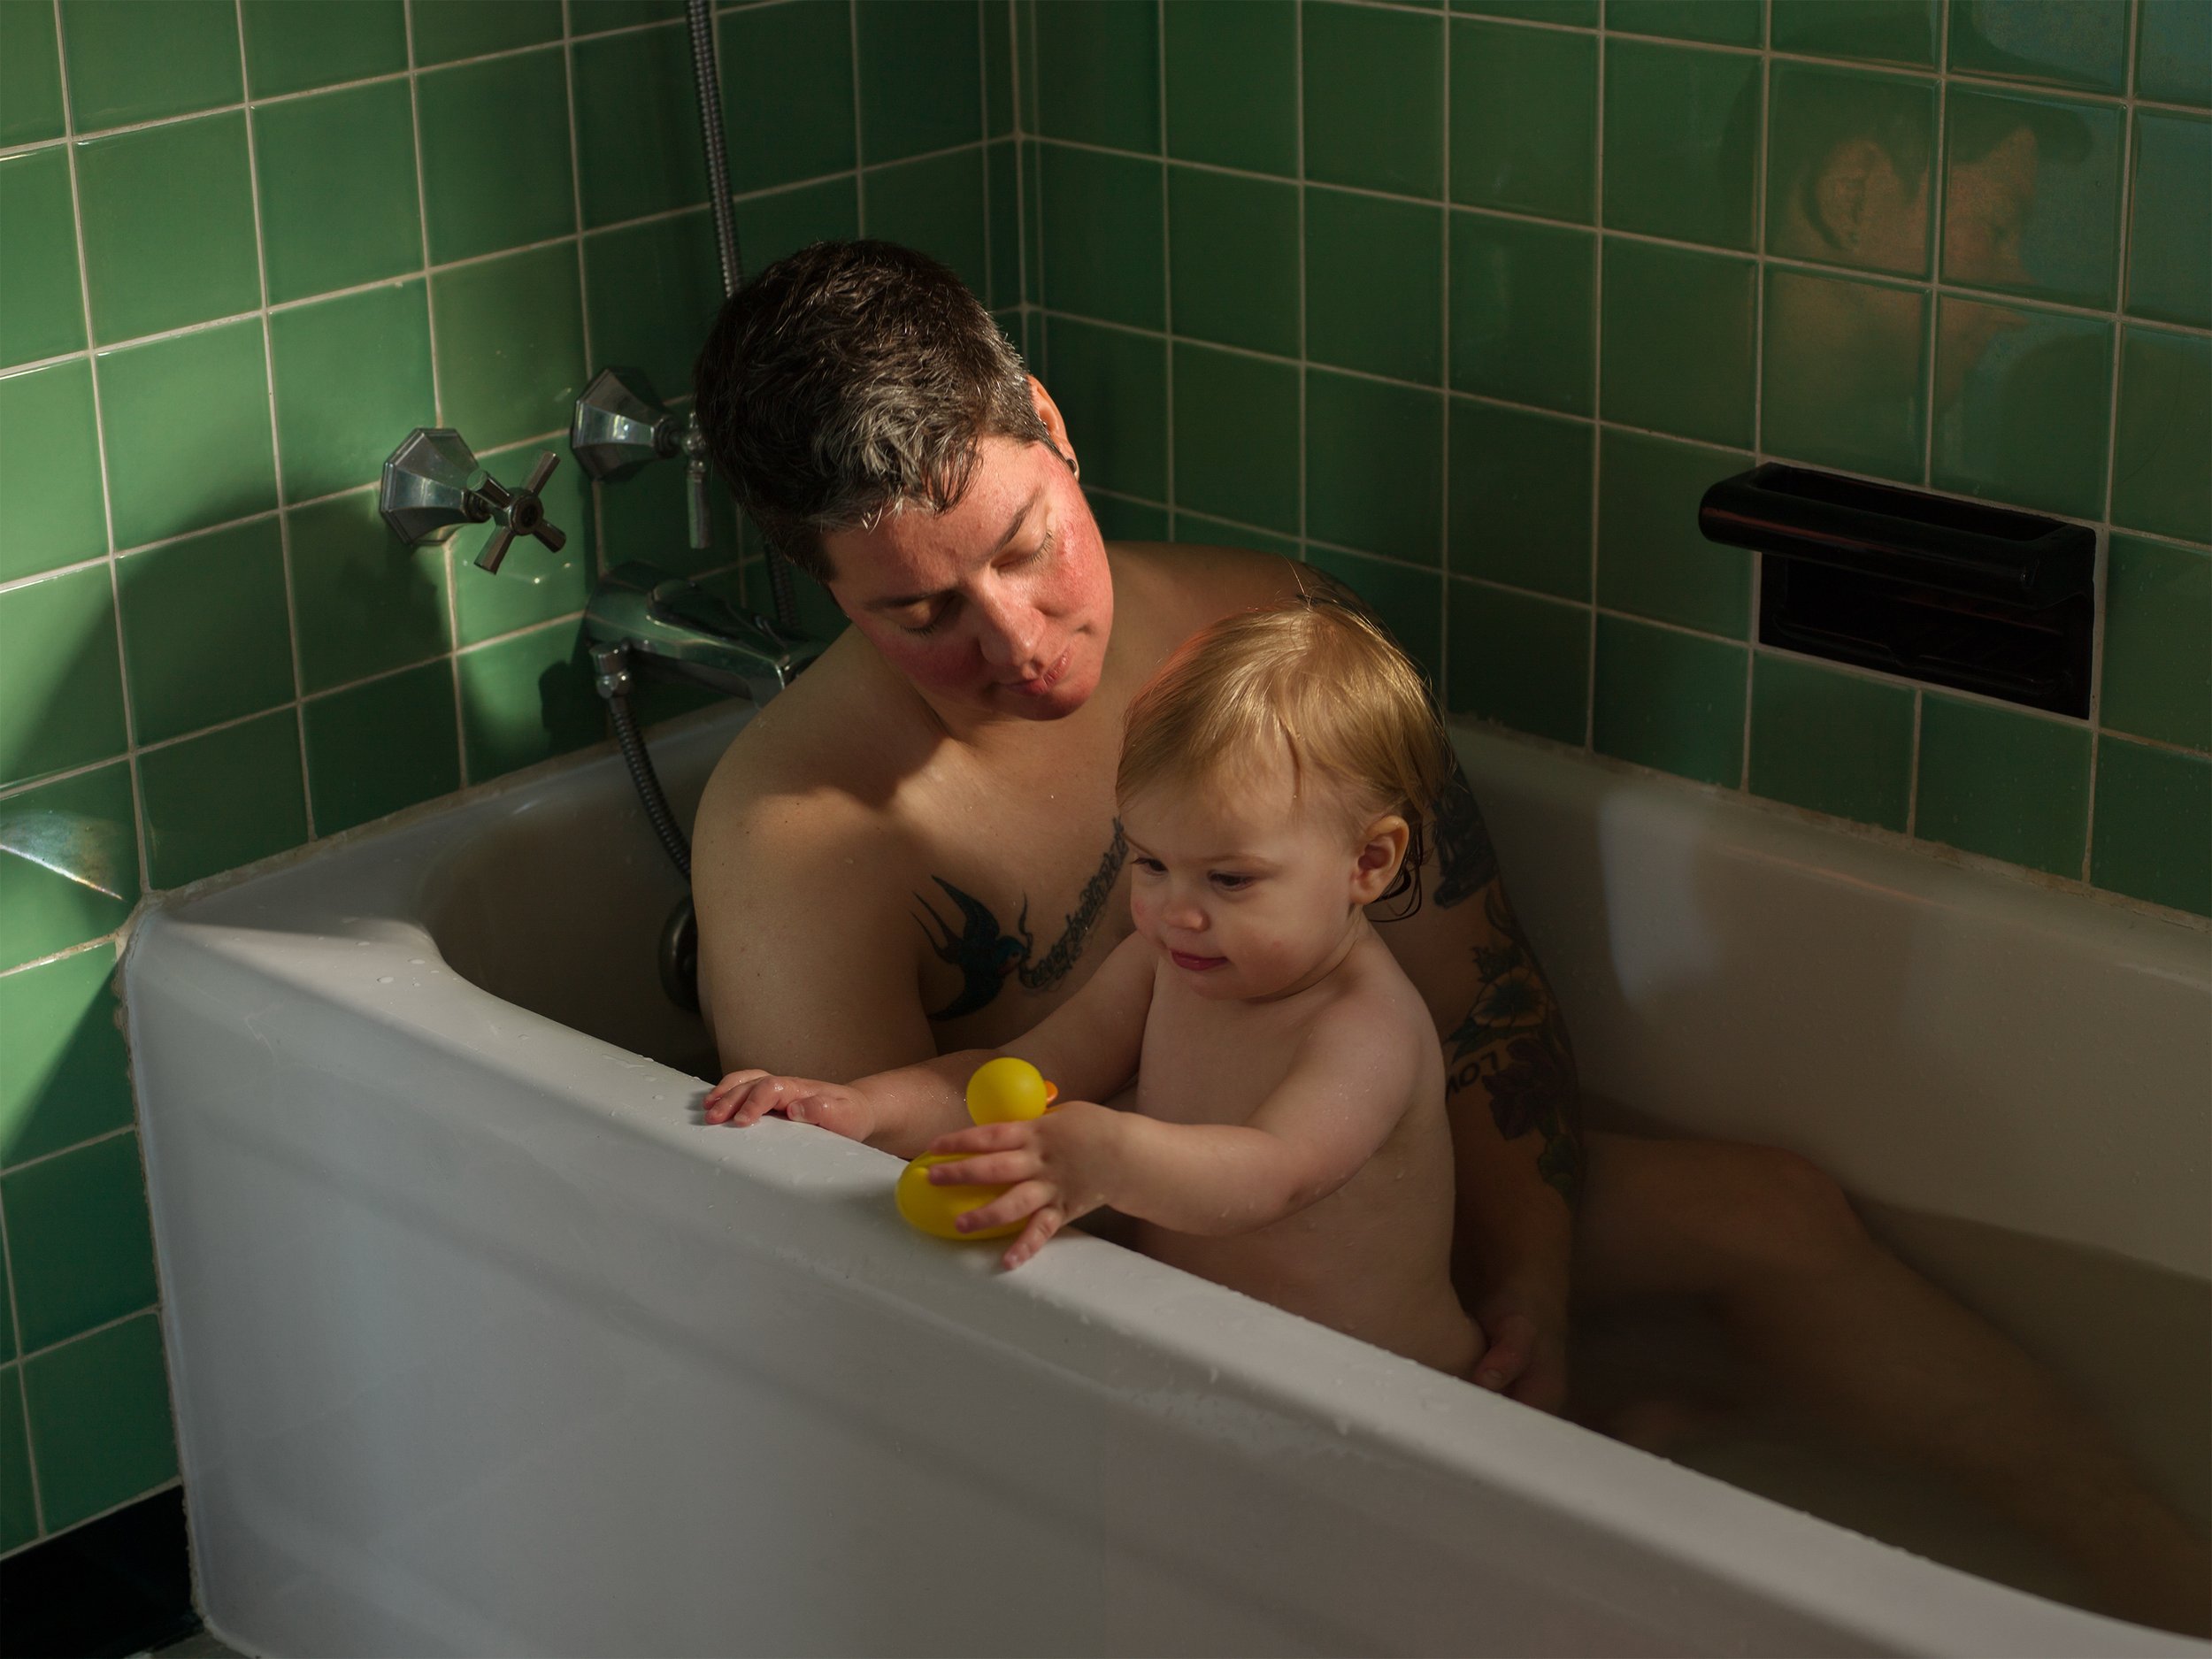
1164 0 1297 176
1445 579 1589 743
720 1 856 191
856 0 981 165
1015 0 1036 131
864 148 989 303
1914 693 2089 875
0 764 137 969
1302 547 1443 686
1168 166 1299 357
2092 738 2210 916
97 320 277 550
21 1314 175 1532
1599 239 1755 447
2127 112 2212 332
0 360 107 582
1608 0 1762 44
0 945 131 1170
431 245 586 453
1770 0 1937 66
1595 427 1751 637
1306 189 1441 385
1593 613 1747 785
456 623 602 782
0 1365 31 1548
272 281 434 505
0 0 66 144
1024 137 1043 306
2112 326 2212 548
583 212 720 402
1304 2 1443 198
452 437 593 646
1449 19 1595 222
0 1250 11 1365
1041 316 1167 503
1601 38 1758 250
303 662 460 835
1453 0 1596 24
987 138 1020 309
985 0 1012 138
0 149 86 368
572 24 707 231
2102 534 2209 753
137 708 308 887
287 491 449 695
1036 144 1163 329
253 81 422 307
1762 267 1929 482
1763 61 1936 278
4 1133 157 1351
76 115 259 345
1447 400 1591 599
241 0 405 96
2139 0 2212 107
596 457 736 580
1930 297 2108 519
418 50 574 265
1946 0 2125 96
1034 0 1157 152
1747 653 1916 829
58 0 239 129
1448 211 1594 414
1085 492 1169 541
115 518 293 746
733 174 862 273
0 565 126 788
1941 88 2121 310
1306 369 1443 565
410 0 562 65
1171 343 1298 536
1172 511 1301 559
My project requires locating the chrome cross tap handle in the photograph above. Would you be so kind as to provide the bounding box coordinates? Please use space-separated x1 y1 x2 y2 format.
378 427 568 573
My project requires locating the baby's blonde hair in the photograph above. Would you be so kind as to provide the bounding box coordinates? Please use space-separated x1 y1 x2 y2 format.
1118 600 1449 867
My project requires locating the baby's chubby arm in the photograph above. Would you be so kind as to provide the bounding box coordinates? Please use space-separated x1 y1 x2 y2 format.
701 933 1156 1157
931 995 1424 1267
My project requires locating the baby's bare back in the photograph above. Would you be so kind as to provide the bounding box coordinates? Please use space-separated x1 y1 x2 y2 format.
1132 940 1480 1378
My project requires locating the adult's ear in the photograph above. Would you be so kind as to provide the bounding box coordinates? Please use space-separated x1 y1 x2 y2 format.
1028 375 1077 468
1350 815 1412 906
1812 135 1886 253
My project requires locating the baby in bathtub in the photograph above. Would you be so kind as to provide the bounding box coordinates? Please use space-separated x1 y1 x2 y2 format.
704 600 1486 1379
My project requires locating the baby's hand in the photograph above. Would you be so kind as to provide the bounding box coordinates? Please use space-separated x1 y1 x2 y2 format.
925 1101 1122 1269
702 1070 877 1141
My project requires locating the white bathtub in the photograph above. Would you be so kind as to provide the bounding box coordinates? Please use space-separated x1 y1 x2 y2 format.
123 701 2208 1657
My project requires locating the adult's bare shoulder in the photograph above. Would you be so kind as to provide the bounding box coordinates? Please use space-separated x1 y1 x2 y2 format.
690 645 937 1081
1105 541 1309 643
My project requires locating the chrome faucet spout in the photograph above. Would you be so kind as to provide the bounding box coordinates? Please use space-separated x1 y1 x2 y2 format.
582 561 823 705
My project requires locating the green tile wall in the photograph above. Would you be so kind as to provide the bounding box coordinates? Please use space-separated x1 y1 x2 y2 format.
0 0 1010 1562
1014 0 2208 930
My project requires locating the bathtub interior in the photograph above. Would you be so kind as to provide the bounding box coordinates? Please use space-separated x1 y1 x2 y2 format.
408 704 2208 1623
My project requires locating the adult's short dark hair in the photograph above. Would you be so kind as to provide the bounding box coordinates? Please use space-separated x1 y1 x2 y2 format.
691 240 1050 582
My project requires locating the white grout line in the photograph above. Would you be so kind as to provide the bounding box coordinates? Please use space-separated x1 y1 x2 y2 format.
0 1124 134 1181
0 1479 186 1568
849 0 866 227
1739 41 1770 791
558 0 607 580
0 1177 42 1535
1584 0 1607 751
234 0 318 841
1156 0 1173 537
1434 0 1452 696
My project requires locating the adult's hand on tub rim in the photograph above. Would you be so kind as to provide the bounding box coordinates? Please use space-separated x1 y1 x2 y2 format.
703 1071 878 1141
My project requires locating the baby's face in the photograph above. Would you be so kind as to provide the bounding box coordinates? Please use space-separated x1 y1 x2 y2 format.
1121 759 1389 1002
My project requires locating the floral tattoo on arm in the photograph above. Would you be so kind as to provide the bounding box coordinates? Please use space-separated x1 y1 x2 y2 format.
1434 764 1586 1209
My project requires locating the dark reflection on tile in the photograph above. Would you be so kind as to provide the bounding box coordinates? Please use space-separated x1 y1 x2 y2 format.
1763 267 1930 482
1931 296 2110 518
2112 325 2212 548
1947 0 2126 96
1940 87 2121 310
1602 37 1760 250
1770 0 1937 67
1764 61 1935 278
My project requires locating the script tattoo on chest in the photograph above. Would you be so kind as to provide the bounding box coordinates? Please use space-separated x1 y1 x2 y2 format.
1432 758 1500 908
913 820 1129 1022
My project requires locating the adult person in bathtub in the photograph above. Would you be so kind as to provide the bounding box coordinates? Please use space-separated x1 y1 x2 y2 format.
707 602 1485 1382
688 242 2207 1633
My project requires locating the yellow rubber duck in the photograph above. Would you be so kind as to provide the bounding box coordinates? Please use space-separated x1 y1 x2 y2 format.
895 1057 1057 1240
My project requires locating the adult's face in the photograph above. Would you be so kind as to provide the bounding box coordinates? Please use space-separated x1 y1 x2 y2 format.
1937 124 2039 405
819 381 1113 727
